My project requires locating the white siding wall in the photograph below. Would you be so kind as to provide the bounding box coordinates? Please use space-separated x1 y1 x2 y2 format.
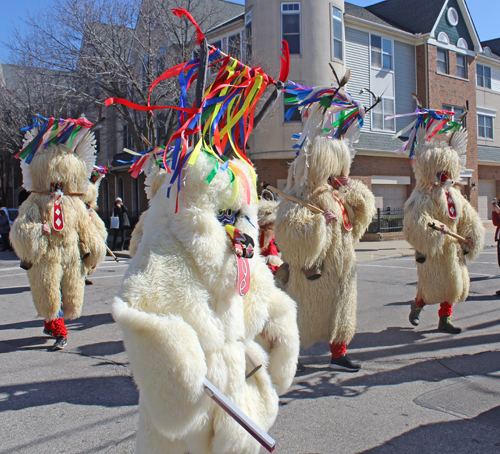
345 27 371 131
491 66 500 93
394 40 417 132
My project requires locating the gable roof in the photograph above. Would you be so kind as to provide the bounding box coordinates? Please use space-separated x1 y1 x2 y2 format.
365 0 447 34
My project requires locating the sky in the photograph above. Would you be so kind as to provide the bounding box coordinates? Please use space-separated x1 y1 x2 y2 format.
0 0 498 63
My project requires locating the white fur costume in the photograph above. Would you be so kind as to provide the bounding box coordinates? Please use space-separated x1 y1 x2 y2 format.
404 126 484 305
113 152 299 454
275 136 376 348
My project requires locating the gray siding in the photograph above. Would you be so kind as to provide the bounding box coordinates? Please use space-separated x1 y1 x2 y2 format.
394 40 417 133
345 27 371 131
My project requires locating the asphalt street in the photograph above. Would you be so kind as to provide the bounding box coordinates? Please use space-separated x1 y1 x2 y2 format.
0 248 499 454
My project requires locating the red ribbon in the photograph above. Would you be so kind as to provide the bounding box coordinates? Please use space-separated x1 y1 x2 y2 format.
279 40 290 83
172 8 204 44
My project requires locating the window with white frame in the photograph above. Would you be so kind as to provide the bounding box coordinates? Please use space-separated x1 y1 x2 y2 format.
478 114 494 139
281 3 301 55
372 98 395 131
332 7 343 61
477 64 492 88
456 53 467 79
371 35 392 70
210 40 223 75
437 48 448 74
442 105 465 122
245 12 252 63
228 32 241 61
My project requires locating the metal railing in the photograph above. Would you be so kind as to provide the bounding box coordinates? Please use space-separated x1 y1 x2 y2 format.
367 208 404 233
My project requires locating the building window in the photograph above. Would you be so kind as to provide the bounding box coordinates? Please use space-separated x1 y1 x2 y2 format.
228 32 241 61
281 3 301 55
332 7 343 61
372 97 395 131
437 48 448 74
123 124 134 150
101 179 109 217
284 91 302 123
210 40 223 75
443 105 465 122
437 32 450 44
371 35 392 70
478 114 494 139
477 64 492 89
117 177 124 199
456 54 467 79
132 177 139 217
245 12 252 63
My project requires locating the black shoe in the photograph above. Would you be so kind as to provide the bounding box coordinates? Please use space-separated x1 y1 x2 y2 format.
409 301 424 326
438 316 462 334
43 328 52 337
52 336 67 350
296 360 306 373
496 290 500 297
329 355 360 372
85 278 93 285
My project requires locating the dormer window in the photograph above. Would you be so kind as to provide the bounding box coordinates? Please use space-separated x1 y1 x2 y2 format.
437 32 449 44
457 38 468 50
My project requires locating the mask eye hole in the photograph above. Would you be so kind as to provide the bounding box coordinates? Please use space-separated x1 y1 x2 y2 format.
226 209 232 216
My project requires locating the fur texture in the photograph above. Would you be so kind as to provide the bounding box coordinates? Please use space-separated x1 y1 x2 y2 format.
113 152 299 454
404 135 485 304
10 145 106 320
129 166 168 258
275 136 376 347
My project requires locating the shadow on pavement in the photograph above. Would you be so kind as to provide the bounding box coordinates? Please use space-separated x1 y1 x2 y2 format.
0 313 114 332
0 375 138 411
0 286 31 295
78 340 125 356
358 406 500 453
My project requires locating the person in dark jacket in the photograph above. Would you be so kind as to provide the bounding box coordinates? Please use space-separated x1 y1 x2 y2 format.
492 199 500 296
111 198 130 251
0 209 12 251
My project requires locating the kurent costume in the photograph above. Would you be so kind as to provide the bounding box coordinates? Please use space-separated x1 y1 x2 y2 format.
402 109 485 332
275 84 376 371
82 166 109 284
10 116 107 349
258 190 283 275
109 11 299 453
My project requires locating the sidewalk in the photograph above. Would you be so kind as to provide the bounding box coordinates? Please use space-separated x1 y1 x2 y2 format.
110 222 497 263
355 221 496 263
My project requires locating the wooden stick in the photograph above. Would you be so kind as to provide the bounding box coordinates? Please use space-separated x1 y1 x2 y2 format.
261 182 324 215
203 377 276 452
427 222 468 244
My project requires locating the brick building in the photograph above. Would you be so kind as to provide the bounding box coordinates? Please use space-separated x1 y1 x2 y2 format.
206 0 500 219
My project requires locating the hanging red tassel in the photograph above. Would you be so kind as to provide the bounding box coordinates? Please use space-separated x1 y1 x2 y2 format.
172 8 205 45
279 40 290 83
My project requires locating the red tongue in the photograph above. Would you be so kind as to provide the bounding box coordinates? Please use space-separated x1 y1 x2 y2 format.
53 199 64 231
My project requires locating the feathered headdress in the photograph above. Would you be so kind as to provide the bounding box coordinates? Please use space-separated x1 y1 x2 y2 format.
285 81 365 157
17 115 97 191
392 107 466 165
90 165 108 184
106 8 290 212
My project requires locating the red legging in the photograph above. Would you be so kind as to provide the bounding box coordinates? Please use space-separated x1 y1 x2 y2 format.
415 299 453 317
329 342 347 359
44 318 68 338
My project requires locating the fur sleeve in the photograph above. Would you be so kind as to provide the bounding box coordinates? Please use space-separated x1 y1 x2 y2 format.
129 211 146 258
77 201 107 269
343 179 376 243
113 298 208 439
403 194 447 256
261 287 300 395
457 199 485 261
275 200 328 268
10 200 49 263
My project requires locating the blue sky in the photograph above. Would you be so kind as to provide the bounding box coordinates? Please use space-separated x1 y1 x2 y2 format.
0 0 498 62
